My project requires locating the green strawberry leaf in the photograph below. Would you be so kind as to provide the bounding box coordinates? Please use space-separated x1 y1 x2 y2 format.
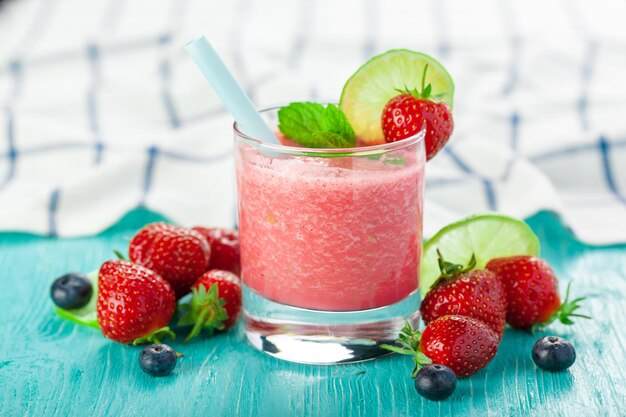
113 249 127 261
178 283 228 343
422 83 432 99
54 270 100 329
278 102 355 148
379 344 414 356
382 322 432 378
531 282 591 332
132 326 175 345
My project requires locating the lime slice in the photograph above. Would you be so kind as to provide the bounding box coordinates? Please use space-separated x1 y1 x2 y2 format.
420 214 540 297
54 270 100 329
340 49 454 145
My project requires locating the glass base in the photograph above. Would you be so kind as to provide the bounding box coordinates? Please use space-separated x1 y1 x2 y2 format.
243 285 421 364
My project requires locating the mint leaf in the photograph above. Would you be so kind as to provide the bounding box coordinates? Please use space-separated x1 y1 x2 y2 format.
277 102 324 147
278 102 355 148
320 104 355 143
312 131 353 148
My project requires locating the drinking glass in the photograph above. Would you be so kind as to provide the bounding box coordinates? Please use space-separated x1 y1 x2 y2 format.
234 105 425 364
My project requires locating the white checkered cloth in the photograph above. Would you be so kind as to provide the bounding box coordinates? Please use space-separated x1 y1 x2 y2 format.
0 0 625 244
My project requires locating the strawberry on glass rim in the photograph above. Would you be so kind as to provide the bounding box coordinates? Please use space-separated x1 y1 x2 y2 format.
340 49 454 147
382 65 454 160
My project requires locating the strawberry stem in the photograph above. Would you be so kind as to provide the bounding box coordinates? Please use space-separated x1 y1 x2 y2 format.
185 308 210 343
395 65 433 101
420 64 429 97
178 283 228 343
430 250 477 290
381 322 432 378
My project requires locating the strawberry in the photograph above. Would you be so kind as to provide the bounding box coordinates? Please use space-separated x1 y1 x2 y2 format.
192 227 240 275
178 270 242 342
420 252 507 338
129 223 211 298
486 256 589 331
381 65 453 160
382 316 499 378
421 315 500 377
96 260 176 344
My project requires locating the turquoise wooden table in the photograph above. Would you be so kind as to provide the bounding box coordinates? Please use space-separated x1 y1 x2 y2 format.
1 209 625 416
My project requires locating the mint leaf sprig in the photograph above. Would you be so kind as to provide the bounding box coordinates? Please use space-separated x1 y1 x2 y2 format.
277 102 356 148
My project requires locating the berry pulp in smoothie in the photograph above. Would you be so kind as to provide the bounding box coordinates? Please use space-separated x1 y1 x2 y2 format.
236 144 424 311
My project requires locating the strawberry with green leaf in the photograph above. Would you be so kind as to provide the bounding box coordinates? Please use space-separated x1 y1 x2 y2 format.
420 251 507 338
486 256 590 331
381 65 454 160
340 49 454 146
96 260 176 345
383 315 500 378
178 270 242 342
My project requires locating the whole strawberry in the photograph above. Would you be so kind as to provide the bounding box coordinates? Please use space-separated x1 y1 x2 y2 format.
382 65 453 160
129 223 211 298
178 270 242 342
382 316 499 379
486 256 589 331
421 315 500 378
96 260 176 344
420 252 507 338
192 227 240 275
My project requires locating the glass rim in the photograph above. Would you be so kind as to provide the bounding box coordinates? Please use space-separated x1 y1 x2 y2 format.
233 103 425 156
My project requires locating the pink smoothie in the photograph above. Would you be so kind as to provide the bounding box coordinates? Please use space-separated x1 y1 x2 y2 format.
236 145 424 311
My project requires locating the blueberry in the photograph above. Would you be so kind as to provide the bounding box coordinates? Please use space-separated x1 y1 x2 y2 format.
414 364 457 401
50 273 93 309
532 336 576 372
139 344 178 376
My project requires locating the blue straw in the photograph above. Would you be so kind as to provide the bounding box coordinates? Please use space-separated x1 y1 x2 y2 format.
185 36 278 144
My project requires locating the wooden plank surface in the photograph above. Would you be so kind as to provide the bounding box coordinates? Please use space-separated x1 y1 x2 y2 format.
1 209 624 417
